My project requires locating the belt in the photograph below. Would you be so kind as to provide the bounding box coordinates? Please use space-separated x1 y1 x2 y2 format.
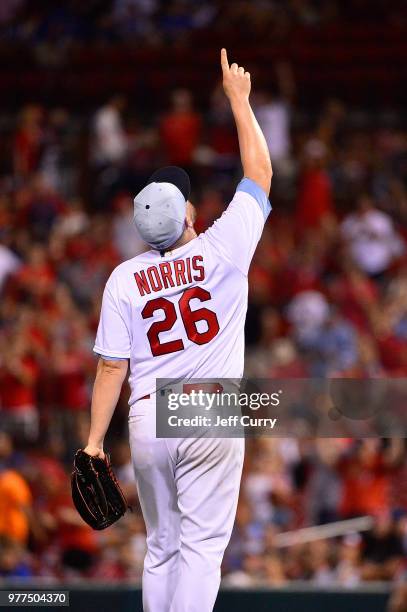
140 383 224 402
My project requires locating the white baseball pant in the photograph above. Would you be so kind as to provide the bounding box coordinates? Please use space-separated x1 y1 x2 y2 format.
128 397 244 612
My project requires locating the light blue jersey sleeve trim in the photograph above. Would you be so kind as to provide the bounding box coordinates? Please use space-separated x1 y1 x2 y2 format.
94 352 129 361
236 177 272 221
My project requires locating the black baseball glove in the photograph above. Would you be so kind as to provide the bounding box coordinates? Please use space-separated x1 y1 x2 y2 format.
71 449 130 530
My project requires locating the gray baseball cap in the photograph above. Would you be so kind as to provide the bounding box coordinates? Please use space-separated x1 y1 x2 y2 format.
133 166 191 251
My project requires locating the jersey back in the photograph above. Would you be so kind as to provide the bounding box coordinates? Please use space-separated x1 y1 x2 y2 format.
94 179 271 405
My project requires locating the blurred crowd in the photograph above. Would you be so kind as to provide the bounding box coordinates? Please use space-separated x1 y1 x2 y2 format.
1 0 405 47
0 434 406 585
0 22 407 586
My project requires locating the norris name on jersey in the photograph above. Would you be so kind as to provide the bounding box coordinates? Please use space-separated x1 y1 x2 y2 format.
134 256 205 297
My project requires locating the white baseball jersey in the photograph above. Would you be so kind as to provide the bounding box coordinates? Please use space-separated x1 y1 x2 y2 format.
94 178 271 406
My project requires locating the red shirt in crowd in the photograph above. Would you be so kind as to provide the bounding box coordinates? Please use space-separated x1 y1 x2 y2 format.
15 263 55 295
160 111 201 165
55 349 90 411
339 451 393 517
48 490 98 554
296 168 334 229
0 357 39 411
14 127 42 176
329 273 378 332
377 334 407 375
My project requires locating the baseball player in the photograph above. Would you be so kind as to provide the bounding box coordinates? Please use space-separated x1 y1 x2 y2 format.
84 49 272 611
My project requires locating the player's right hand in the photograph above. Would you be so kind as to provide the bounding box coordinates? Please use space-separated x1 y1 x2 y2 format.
83 444 105 460
221 48 251 103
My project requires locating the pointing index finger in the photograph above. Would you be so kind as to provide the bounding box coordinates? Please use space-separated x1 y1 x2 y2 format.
221 48 229 73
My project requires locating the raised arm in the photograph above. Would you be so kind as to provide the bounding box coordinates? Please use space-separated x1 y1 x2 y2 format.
221 48 272 195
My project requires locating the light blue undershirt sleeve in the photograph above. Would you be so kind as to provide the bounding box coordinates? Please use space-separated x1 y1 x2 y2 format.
94 352 128 361
236 177 272 221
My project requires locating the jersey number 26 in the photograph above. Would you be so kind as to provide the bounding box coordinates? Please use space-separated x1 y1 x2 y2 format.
141 287 220 357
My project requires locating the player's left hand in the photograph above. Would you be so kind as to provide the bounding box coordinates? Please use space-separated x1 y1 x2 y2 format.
83 445 105 460
221 48 251 104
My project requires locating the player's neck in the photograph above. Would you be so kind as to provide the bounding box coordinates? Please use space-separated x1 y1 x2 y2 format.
168 227 197 251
